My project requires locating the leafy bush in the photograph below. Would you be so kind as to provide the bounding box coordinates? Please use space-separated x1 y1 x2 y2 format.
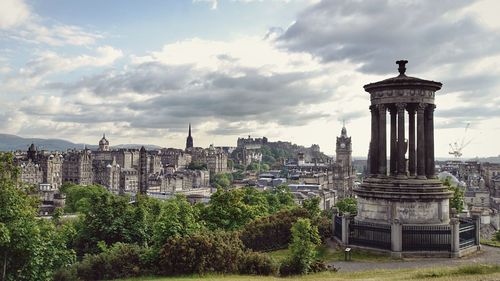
55 243 149 281
240 208 310 251
313 215 333 242
238 251 278 276
158 231 245 275
279 257 302 276
288 218 321 274
335 197 357 215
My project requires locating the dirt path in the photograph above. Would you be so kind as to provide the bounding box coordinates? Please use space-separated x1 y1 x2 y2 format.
330 245 500 272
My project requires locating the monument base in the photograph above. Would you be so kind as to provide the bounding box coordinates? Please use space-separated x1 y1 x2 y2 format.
355 177 452 224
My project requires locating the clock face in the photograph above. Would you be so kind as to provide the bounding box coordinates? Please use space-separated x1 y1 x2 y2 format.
340 143 346 148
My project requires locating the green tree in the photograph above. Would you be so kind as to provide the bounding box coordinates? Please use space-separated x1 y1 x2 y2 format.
289 218 321 274
0 152 75 281
442 177 464 213
202 188 254 230
335 197 357 215
187 161 207 170
212 172 233 189
152 195 201 248
266 185 295 214
246 162 260 171
73 191 150 255
62 184 108 213
302 197 321 218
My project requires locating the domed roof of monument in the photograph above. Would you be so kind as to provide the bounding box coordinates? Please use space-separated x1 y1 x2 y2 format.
364 60 442 92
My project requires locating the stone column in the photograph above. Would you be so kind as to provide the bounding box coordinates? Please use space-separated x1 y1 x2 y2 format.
332 207 338 237
408 106 416 177
377 104 387 176
342 212 351 245
416 103 426 179
391 219 402 258
425 104 436 178
389 106 398 176
369 105 379 176
473 215 481 247
396 103 406 177
450 217 460 258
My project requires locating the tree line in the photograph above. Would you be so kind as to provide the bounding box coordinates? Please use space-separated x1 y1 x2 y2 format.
0 152 333 281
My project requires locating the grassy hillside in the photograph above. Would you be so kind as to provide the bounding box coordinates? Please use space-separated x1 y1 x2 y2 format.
114 264 500 281
0 133 162 151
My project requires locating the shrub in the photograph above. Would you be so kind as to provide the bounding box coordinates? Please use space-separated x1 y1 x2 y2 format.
53 267 78 281
335 197 357 215
279 257 302 276
313 215 333 242
158 231 245 275
55 243 148 281
238 251 278 276
288 218 321 275
240 208 310 251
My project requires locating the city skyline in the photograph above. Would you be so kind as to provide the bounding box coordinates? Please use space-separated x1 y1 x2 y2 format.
1 0 499 158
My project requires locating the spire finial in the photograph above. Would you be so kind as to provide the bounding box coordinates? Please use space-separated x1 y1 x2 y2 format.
188 123 191 136
396 60 408 76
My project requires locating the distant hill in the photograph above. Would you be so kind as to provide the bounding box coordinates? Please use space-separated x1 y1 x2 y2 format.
467 156 500 164
0 134 162 152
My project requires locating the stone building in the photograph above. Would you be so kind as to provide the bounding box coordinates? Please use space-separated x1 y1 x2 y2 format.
33 151 64 191
93 157 120 192
98 134 110 151
189 145 228 177
138 146 148 194
62 148 93 185
334 124 355 197
18 160 43 186
160 148 191 169
207 144 228 175
120 168 138 194
233 135 265 166
481 162 500 188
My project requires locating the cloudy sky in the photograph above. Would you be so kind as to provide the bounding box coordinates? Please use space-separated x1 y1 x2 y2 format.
0 0 499 158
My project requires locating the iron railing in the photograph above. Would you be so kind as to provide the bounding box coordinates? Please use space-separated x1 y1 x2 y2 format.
459 218 476 249
402 225 451 251
334 215 342 239
349 220 391 250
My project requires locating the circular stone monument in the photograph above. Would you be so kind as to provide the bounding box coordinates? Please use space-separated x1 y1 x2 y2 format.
355 60 452 225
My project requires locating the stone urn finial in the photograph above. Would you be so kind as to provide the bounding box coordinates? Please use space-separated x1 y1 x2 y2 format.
396 60 408 76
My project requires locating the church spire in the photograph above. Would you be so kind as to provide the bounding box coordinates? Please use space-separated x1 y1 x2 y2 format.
186 123 194 150
341 120 347 137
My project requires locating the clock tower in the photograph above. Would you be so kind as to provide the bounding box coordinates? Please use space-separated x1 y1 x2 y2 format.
336 122 352 170
334 122 354 197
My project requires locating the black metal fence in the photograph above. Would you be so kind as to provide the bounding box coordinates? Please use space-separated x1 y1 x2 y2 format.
349 220 391 250
459 218 476 249
402 225 451 251
334 216 342 239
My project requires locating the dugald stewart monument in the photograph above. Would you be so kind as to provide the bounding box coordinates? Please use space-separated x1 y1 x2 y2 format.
333 60 481 258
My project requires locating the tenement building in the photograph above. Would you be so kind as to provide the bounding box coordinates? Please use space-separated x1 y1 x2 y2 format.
333 60 480 258
62 148 93 185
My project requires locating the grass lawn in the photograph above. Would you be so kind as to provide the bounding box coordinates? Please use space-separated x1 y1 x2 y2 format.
114 264 500 281
265 244 393 263
481 239 500 248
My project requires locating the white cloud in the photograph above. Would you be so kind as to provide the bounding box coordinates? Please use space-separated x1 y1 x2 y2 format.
0 0 102 46
0 0 30 29
2 46 123 93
